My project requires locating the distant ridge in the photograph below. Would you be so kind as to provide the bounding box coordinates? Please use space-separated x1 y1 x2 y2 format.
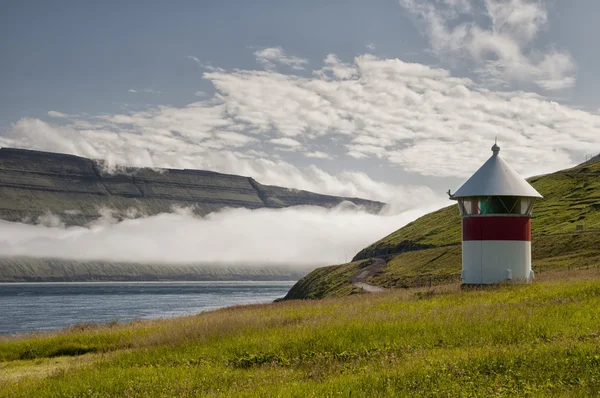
0 147 384 226
0 257 308 283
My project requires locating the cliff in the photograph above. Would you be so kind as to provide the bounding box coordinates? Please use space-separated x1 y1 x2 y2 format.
0 148 384 226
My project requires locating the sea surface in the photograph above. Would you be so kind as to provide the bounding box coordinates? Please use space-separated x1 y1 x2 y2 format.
0 281 296 335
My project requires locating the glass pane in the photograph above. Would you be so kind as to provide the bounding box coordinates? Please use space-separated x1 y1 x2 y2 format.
458 199 466 216
461 196 534 215
479 197 488 214
481 197 507 214
465 198 479 215
500 197 520 214
519 198 532 215
520 198 528 214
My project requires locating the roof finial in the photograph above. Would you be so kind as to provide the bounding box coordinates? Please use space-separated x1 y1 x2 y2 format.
491 137 500 155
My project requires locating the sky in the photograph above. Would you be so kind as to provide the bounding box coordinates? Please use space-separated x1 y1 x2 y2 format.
2 0 600 204
1 1 600 264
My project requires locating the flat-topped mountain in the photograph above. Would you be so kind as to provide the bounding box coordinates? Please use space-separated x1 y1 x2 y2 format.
0 148 384 226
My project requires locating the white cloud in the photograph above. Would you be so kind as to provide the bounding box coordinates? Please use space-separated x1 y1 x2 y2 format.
346 144 388 159
399 0 576 90
205 54 599 177
269 137 302 147
366 43 376 51
254 47 308 71
4 51 600 188
0 203 444 266
187 56 225 72
304 151 332 160
47 111 67 118
351 135 396 147
314 54 359 80
216 131 257 147
128 88 161 94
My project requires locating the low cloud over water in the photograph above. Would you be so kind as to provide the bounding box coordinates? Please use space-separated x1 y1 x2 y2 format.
0 202 445 267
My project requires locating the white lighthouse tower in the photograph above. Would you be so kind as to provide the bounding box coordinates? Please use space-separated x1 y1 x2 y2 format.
450 142 543 285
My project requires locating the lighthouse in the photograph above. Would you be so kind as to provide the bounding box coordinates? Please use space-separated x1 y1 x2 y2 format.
450 142 543 285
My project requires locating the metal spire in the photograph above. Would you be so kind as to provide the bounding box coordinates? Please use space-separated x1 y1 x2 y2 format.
491 137 500 155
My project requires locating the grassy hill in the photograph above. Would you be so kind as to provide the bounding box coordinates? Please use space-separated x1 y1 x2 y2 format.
0 148 383 226
285 158 600 299
2 270 600 396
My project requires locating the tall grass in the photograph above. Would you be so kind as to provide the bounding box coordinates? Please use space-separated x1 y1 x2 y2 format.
2 270 600 396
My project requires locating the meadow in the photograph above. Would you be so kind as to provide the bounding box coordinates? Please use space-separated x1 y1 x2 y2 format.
1 269 600 397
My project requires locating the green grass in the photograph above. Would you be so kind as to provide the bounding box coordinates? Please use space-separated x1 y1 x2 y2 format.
290 160 600 299
283 261 364 299
2 271 600 396
355 160 600 260
368 232 600 289
368 246 463 288
293 232 600 298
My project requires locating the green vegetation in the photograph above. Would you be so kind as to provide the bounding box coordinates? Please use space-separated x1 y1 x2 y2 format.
2 158 599 396
290 159 600 299
283 261 364 299
367 232 600 289
2 271 600 396
357 159 600 258
364 205 462 251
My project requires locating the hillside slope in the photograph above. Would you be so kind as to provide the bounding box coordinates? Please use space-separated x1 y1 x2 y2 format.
285 158 600 299
0 148 384 226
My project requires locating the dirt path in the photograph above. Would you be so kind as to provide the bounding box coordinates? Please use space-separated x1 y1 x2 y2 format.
353 282 385 293
351 258 387 293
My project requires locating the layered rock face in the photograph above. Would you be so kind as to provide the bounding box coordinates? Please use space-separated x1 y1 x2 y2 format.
0 148 384 226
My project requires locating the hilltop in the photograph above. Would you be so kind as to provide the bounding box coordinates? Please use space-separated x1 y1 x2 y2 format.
285 157 600 299
0 148 383 226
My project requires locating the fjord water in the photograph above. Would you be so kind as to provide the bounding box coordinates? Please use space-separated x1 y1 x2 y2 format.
0 281 296 335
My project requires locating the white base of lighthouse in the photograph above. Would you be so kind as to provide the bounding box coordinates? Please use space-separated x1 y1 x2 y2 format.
462 241 533 284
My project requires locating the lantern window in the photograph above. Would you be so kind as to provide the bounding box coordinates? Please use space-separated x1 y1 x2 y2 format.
458 196 534 216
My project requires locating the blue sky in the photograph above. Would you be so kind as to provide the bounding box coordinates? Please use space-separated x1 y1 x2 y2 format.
2 0 600 210
1 0 428 124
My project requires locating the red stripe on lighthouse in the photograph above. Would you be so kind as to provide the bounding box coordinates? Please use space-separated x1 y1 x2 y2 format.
462 216 531 241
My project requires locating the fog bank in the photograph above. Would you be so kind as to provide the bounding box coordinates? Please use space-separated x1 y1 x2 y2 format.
0 202 446 267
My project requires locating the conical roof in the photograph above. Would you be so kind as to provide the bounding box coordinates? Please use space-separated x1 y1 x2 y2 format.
451 143 542 199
